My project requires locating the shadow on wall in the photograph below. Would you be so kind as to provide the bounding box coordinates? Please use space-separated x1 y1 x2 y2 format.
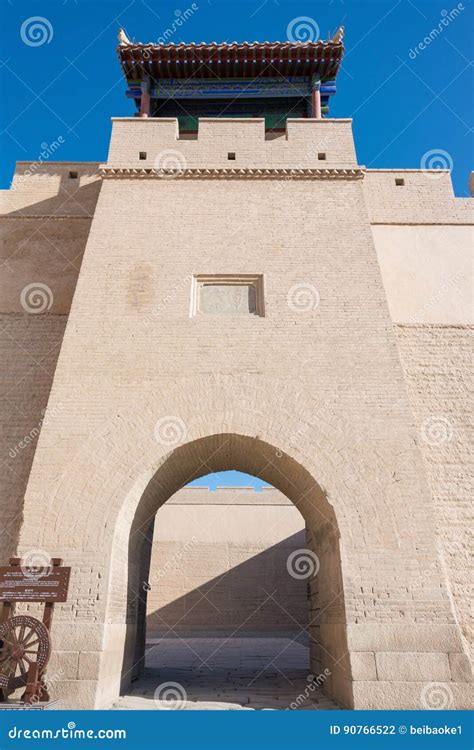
1 165 102 218
146 531 310 638
0 168 102 569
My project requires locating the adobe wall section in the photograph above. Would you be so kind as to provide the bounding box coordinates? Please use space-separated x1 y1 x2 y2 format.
1 118 472 708
0 315 67 565
16 120 468 708
373 225 473 325
395 325 473 659
0 217 92 314
363 170 473 224
147 487 308 637
106 117 357 168
0 165 100 566
0 162 101 217
367 175 472 657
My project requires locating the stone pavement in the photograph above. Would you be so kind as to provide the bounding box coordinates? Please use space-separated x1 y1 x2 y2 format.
113 636 339 710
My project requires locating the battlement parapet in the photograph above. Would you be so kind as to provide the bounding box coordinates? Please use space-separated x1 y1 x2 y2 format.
105 117 358 168
364 169 473 225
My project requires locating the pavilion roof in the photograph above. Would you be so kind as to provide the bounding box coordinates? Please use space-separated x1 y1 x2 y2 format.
117 31 345 81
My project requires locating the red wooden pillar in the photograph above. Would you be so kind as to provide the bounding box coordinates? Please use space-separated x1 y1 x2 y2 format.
311 77 322 119
140 79 150 118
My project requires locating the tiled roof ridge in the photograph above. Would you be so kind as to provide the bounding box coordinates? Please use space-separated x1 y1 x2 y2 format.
117 28 345 50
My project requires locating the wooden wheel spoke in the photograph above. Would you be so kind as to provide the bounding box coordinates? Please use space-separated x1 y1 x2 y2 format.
23 630 38 647
0 615 51 691
24 638 39 649
8 630 19 645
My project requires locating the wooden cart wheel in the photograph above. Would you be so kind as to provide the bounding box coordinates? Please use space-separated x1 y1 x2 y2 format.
0 615 51 692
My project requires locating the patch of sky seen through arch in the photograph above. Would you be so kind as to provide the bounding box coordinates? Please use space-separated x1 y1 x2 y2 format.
187 470 271 491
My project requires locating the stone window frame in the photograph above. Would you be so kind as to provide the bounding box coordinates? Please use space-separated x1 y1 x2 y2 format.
190 274 265 318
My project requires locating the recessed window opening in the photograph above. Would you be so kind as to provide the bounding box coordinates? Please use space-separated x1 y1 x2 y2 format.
191 275 265 317
139 151 147 160
227 152 236 160
395 178 405 186
68 171 78 179
318 153 327 161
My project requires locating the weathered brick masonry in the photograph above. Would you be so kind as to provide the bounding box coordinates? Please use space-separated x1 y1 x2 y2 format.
0 118 472 709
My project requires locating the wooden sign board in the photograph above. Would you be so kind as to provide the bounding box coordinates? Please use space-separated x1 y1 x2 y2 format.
0 567 70 603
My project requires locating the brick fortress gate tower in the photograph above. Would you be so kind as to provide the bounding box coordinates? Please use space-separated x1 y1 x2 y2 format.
2 28 472 709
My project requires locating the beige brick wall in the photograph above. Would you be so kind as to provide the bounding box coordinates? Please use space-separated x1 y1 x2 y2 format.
1 117 471 708
106 117 357 168
0 163 101 217
146 487 308 636
0 169 99 567
363 170 473 224
395 325 473 657
0 217 92 313
373 225 473 324
0 315 67 564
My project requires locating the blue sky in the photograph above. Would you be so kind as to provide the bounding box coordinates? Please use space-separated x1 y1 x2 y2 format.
188 470 270 490
1 0 472 488
0 0 472 193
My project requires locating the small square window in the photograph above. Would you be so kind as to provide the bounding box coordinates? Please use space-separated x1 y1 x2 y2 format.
139 151 147 160
68 171 78 179
395 178 405 186
227 152 236 161
318 153 327 161
191 275 265 317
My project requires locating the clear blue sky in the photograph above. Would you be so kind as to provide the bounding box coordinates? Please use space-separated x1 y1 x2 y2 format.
188 470 270 490
1 0 472 194
1 0 472 488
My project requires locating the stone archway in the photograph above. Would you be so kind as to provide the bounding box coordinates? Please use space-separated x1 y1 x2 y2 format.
17 376 470 709
117 434 349 708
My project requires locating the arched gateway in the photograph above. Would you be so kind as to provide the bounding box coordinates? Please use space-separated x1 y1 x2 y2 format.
18 382 470 709
5 31 471 710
